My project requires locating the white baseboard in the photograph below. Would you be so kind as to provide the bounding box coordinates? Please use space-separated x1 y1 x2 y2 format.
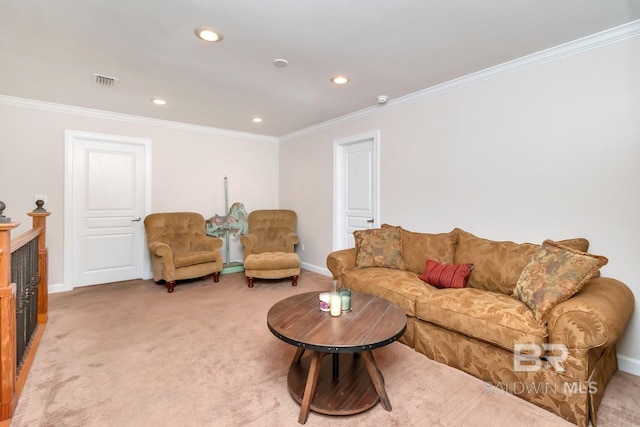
301 262 331 277
618 355 640 377
48 282 73 293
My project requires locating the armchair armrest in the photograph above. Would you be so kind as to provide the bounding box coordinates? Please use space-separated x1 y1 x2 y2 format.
326 248 357 280
280 232 299 252
148 241 176 279
148 241 173 260
548 277 634 349
241 233 260 259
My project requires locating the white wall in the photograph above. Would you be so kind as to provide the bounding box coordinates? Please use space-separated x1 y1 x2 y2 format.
0 101 280 287
280 37 640 366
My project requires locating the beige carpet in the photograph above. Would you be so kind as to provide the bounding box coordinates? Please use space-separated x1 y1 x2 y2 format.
11 270 640 427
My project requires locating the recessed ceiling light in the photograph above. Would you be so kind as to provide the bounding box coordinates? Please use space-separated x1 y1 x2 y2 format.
273 59 289 68
252 117 263 123
195 27 223 42
151 98 167 105
331 76 349 85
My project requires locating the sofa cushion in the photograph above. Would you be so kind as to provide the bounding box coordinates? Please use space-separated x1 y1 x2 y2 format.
341 268 428 317
383 224 458 274
415 288 548 352
418 260 474 289
354 226 405 270
453 229 591 295
513 240 608 326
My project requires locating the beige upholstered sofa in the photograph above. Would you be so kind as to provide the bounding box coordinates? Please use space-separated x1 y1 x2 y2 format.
327 225 634 426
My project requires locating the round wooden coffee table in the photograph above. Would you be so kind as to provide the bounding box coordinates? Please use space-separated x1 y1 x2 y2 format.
267 291 406 424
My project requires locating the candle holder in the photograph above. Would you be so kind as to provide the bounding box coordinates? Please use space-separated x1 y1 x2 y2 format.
319 292 330 312
340 288 352 312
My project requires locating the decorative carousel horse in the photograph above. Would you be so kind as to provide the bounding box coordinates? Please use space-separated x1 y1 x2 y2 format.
206 202 248 237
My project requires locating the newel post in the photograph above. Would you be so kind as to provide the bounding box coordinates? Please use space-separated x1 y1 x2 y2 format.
0 200 18 420
28 200 51 324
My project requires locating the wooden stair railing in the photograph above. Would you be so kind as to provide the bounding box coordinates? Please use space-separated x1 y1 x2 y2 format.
0 201 50 424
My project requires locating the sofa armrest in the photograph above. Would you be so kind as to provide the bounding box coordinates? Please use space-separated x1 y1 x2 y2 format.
547 277 634 349
327 248 357 280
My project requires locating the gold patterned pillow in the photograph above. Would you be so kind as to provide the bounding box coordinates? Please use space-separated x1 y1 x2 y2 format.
354 227 405 270
513 240 608 325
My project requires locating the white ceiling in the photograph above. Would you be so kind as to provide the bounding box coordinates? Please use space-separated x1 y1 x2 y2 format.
1 1 639 137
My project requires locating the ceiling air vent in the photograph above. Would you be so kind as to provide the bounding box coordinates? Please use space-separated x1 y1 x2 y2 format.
93 73 118 87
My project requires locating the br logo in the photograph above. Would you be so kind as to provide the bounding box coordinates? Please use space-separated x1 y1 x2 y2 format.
513 343 569 372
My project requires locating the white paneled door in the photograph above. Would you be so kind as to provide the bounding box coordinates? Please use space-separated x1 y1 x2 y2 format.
334 131 380 250
65 131 150 288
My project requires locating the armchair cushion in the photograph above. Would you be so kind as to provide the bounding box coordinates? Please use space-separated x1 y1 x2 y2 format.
174 251 219 268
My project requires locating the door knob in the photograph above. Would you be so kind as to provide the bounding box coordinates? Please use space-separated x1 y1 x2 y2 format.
366 219 374 223
132 217 142 222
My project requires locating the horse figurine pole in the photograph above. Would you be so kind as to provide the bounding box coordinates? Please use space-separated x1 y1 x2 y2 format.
206 202 248 237
205 177 248 274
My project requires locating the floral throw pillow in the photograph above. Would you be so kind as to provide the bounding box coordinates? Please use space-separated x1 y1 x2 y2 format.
513 240 608 325
418 260 474 289
354 227 405 270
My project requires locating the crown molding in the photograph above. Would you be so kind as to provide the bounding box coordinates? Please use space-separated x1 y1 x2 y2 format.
0 95 279 143
2 19 639 144
280 19 640 142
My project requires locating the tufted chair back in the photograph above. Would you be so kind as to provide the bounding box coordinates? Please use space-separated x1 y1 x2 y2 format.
145 212 207 255
241 210 299 259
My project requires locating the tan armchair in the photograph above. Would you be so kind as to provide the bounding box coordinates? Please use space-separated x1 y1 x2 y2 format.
240 210 301 287
144 212 223 293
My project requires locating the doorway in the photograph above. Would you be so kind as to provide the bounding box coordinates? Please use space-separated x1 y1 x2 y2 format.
333 131 380 250
64 130 151 290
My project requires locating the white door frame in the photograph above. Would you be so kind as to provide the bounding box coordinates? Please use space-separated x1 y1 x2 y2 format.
333 130 381 250
63 130 152 292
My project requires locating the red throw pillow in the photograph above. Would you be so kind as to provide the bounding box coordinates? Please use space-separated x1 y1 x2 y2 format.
419 260 474 289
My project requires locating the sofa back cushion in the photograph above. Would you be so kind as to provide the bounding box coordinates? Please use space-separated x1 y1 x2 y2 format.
383 224 458 274
453 228 590 295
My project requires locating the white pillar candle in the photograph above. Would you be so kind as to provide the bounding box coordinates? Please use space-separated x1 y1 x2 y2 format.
330 293 342 317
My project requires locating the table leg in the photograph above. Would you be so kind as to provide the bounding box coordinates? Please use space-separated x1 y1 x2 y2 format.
298 351 322 424
292 347 305 365
361 350 392 411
